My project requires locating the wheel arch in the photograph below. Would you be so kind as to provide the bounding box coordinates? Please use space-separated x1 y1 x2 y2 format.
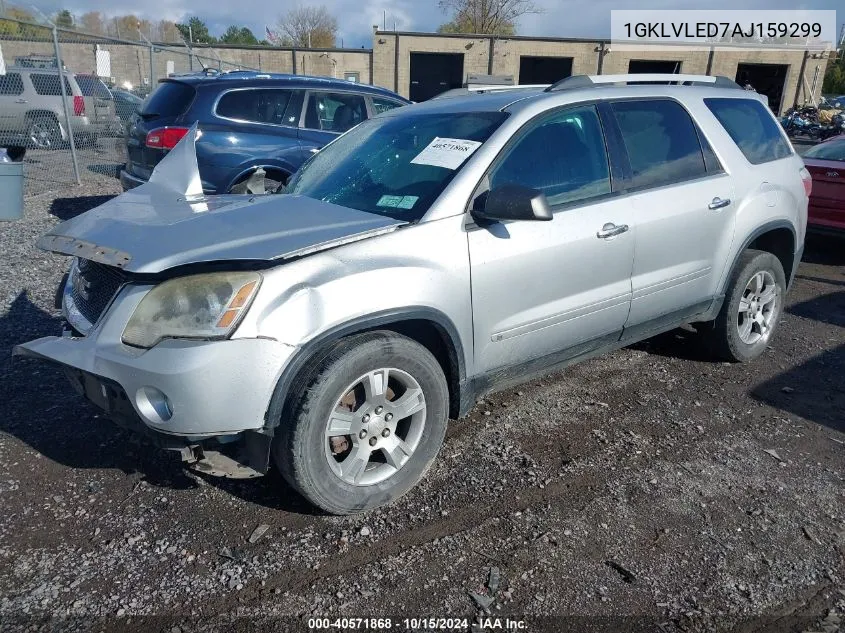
223 161 294 194
721 221 797 295
264 307 468 433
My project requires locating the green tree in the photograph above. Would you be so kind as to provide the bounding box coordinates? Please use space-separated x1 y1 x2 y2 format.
823 56 845 95
219 25 259 45
55 9 74 29
176 17 216 44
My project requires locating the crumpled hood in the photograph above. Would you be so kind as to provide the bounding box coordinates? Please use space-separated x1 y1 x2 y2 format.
37 184 406 273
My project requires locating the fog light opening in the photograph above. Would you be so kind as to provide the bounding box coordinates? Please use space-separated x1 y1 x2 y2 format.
136 386 173 423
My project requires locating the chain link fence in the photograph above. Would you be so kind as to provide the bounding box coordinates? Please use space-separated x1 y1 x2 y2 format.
0 15 258 198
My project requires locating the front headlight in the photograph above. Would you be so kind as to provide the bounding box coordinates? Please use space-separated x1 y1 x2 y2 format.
122 271 261 348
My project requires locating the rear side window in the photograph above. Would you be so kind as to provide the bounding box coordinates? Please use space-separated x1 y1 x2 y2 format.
612 99 707 189
304 92 367 133
0 73 24 95
216 88 299 126
140 81 195 118
372 97 404 115
30 73 73 96
704 98 792 165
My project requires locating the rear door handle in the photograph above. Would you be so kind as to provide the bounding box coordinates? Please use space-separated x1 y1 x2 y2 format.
597 223 629 239
15 99 27 104
708 197 731 210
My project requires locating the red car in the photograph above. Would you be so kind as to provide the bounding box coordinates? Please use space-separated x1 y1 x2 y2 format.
803 136 845 234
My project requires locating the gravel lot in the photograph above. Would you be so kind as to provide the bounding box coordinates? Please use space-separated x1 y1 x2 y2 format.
1 185 844 633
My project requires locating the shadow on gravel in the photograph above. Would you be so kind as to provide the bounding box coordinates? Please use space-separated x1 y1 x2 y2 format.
788 291 845 328
2 290 314 512
49 195 115 221
629 326 716 363
751 343 845 433
801 233 845 267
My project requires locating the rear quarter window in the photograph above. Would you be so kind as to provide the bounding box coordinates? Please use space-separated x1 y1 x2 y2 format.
704 98 792 165
140 81 196 118
30 73 73 96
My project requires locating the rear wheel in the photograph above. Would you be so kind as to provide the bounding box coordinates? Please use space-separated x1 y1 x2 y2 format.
228 169 287 195
26 115 62 149
701 249 786 362
273 331 448 515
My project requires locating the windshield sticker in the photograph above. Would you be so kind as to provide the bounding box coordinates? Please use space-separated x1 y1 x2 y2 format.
396 196 418 209
410 137 483 170
377 195 418 210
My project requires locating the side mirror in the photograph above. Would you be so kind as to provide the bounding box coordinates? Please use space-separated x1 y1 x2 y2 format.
472 184 553 222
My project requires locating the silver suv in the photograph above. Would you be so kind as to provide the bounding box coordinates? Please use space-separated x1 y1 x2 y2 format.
17 74 808 514
0 66 120 149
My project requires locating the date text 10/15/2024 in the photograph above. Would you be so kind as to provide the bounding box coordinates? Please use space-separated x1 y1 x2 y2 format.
306 617 528 630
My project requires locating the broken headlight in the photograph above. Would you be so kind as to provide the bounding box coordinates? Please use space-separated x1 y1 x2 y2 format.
122 271 261 348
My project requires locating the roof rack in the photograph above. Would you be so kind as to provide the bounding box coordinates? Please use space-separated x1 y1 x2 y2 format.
545 74 741 92
466 84 550 92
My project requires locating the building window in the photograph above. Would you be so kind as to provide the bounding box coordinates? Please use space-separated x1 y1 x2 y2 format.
344 72 360 83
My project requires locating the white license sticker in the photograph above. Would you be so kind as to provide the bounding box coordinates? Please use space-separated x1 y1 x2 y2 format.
410 137 483 170
377 194 418 209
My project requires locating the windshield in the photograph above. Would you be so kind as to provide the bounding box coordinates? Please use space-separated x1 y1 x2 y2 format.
804 139 845 162
286 111 508 221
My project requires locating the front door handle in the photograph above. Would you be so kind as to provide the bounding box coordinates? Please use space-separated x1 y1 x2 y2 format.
15 99 27 104
708 197 731 210
597 223 629 239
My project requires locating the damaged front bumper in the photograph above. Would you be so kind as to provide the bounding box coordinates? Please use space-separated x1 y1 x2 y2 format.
13 284 296 476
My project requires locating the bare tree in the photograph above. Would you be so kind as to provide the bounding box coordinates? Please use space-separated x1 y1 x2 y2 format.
278 5 338 48
79 11 104 34
438 0 542 35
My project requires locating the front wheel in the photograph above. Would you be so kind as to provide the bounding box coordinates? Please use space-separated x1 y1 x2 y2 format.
701 249 786 362
273 331 449 515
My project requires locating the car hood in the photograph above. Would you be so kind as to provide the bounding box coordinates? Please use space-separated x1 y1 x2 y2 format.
37 185 406 274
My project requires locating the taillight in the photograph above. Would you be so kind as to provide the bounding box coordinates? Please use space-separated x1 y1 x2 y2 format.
799 167 812 198
145 126 190 150
73 95 85 116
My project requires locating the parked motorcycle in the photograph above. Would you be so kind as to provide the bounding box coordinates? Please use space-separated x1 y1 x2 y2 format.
781 109 844 141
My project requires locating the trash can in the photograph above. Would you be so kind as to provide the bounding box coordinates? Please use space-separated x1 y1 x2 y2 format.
0 146 25 221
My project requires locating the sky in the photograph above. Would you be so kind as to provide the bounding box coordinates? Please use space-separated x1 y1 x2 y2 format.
18 0 844 49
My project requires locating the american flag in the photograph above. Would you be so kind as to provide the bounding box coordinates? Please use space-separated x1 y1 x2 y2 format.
265 26 281 46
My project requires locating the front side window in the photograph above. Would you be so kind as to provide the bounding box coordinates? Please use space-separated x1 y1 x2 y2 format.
0 73 23 95
30 73 73 96
216 88 299 126
304 91 367 133
287 111 507 221
705 97 792 165
612 99 708 189
489 105 611 207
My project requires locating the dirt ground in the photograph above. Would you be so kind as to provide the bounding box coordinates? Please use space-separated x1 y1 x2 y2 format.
0 185 843 633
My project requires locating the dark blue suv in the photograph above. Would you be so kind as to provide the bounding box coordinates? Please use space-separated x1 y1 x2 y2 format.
120 71 410 194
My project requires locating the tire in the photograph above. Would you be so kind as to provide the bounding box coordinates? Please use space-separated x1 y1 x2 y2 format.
703 249 786 362
26 114 62 150
273 331 449 515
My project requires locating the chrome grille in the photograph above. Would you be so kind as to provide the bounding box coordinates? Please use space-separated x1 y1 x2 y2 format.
69 258 127 329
